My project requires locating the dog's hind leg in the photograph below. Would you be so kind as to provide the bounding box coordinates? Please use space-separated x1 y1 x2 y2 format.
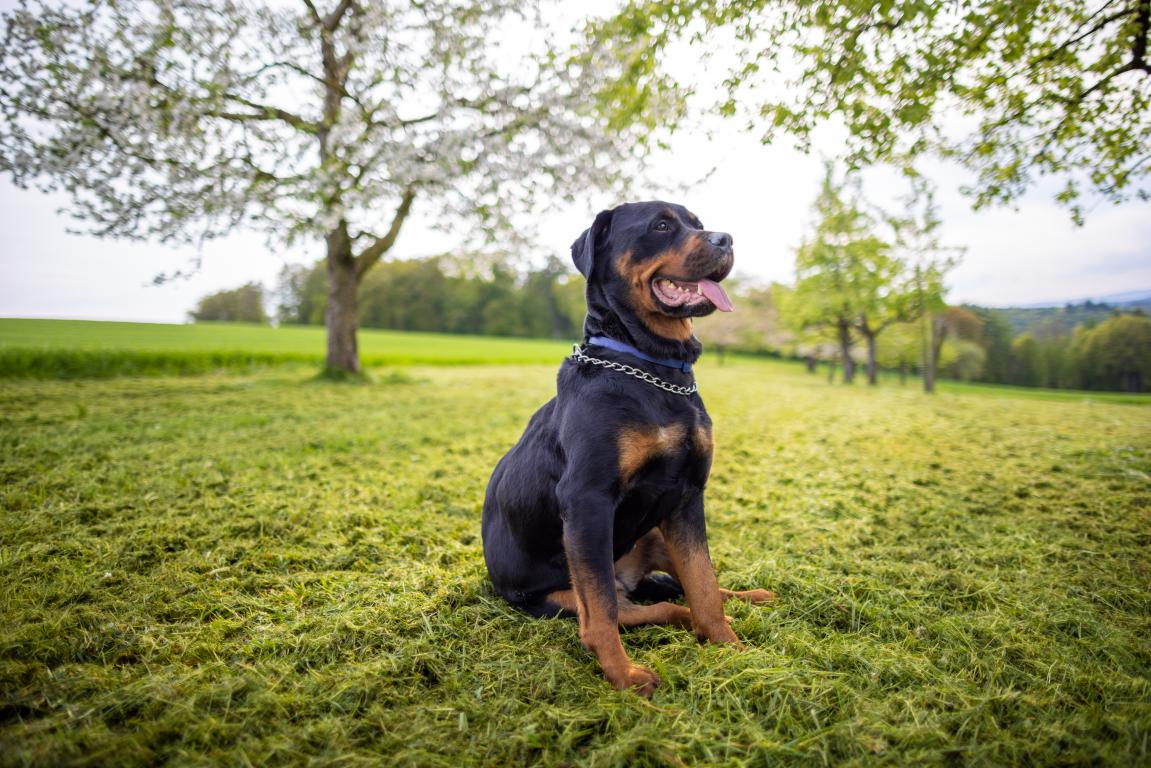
718 587 775 604
616 597 693 628
637 528 774 605
546 589 692 628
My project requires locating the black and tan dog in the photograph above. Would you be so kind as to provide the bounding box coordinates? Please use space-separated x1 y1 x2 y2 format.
481 201 772 695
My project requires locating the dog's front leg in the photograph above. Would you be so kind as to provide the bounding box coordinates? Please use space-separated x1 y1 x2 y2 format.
660 492 741 645
558 483 660 695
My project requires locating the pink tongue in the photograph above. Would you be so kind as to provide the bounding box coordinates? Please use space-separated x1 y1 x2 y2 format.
698 279 734 312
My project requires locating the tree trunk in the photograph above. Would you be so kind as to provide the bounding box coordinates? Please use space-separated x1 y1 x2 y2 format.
838 320 855 384
865 331 878 385
805 355 817 374
899 362 907 386
324 221 360 374
921 306 934 394
925 315 947 395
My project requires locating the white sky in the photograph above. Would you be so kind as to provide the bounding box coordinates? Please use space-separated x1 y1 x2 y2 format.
1 2 1149 323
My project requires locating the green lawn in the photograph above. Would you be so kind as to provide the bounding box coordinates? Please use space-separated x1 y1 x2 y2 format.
0 319 570 376
2 358 1148 766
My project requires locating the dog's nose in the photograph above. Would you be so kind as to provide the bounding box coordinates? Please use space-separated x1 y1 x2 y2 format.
707 231 733 249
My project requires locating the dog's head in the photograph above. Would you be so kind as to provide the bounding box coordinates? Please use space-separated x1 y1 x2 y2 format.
571 201 734 358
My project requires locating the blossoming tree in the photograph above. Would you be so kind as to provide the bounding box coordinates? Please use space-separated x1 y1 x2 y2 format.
1 0 641 373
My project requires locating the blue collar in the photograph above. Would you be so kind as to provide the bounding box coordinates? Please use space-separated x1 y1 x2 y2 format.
586 336 693 374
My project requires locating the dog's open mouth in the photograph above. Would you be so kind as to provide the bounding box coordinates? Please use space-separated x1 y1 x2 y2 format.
652 277 734 312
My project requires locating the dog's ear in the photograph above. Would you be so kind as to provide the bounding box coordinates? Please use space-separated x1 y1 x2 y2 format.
570 208 614 279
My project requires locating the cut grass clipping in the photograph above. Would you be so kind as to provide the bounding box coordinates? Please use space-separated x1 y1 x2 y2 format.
2 359 1149 765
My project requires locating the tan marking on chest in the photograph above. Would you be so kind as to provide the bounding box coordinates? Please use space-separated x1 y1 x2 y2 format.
618 423 688 482
694 424 713 456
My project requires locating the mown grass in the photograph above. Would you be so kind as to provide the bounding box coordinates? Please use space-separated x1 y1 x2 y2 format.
1 358 1149 766
0 319 569 377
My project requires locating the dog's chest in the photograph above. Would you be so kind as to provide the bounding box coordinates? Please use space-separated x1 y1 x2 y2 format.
610 422 710 554
616 417 712 490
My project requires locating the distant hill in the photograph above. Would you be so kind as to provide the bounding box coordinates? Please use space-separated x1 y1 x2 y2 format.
1017 289 1151 308
972 296 1151 337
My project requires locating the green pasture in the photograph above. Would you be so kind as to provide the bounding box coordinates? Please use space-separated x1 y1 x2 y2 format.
0 319 569 377
2 354 1149 766
2 319 1148 409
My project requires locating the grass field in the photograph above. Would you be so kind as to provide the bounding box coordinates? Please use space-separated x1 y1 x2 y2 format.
0 319 569 377
2 353 1149 766
3 318 1148 409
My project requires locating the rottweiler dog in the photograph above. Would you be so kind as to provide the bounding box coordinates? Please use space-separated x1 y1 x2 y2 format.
481 201 773 695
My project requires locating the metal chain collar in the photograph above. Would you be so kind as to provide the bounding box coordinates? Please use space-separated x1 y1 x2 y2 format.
570 345 698 397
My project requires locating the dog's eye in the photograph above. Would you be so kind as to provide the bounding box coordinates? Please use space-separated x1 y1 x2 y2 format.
653 221 671 232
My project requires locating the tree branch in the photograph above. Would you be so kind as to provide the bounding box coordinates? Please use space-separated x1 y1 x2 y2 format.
1131 0 1150 70
398 111 442 126
1029 2 1132 68
354 187 416 277
220 94 318 133
324 0 357 32
301 0 322 25
251 60 327 86
207 108 314 132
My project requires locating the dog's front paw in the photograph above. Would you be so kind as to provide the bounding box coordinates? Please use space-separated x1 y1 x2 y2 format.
695 621 742 647
608 664 660 696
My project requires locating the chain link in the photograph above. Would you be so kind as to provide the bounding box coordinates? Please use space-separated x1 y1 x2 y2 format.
570 345 698 397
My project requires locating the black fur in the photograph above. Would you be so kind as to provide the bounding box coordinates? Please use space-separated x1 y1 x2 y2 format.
628 573 687 604
481 201 734 615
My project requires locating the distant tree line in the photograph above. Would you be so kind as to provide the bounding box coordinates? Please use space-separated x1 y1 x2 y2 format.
188 283 268 325
192 255 587 340
961 308 1151 393
191 201 1150 393
192 258 1151 393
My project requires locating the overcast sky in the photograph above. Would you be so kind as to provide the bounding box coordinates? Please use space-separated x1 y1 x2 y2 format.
2 3 1149 324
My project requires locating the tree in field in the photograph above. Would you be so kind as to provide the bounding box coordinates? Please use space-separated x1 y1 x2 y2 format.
875 322 922 385
189 282 268 324
891 187 962 393
853 248 912 386
0 1 640 375
791 165 898 384
599 0 1151 221
928 306 985 386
